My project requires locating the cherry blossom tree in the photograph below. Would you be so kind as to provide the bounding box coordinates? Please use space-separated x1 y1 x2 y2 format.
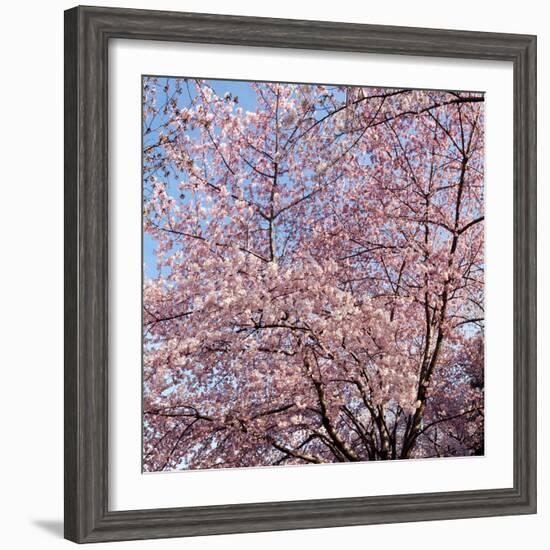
142 77 484 471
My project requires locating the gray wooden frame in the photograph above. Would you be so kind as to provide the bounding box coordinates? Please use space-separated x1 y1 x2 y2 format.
64 5 537 543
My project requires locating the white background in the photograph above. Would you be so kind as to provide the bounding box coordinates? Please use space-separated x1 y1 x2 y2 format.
110 40 513 510
0 0 547 548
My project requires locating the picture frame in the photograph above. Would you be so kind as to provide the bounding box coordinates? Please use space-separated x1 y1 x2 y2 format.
64 5 537 543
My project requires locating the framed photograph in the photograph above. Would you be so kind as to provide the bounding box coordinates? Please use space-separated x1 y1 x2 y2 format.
64 5 537 543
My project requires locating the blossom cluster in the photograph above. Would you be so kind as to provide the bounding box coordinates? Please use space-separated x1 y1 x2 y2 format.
142 78 485 470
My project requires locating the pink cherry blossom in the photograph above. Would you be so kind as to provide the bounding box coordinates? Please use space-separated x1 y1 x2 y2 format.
142 78 484 471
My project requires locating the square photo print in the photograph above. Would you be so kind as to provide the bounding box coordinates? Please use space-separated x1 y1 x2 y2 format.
142 77 485 472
